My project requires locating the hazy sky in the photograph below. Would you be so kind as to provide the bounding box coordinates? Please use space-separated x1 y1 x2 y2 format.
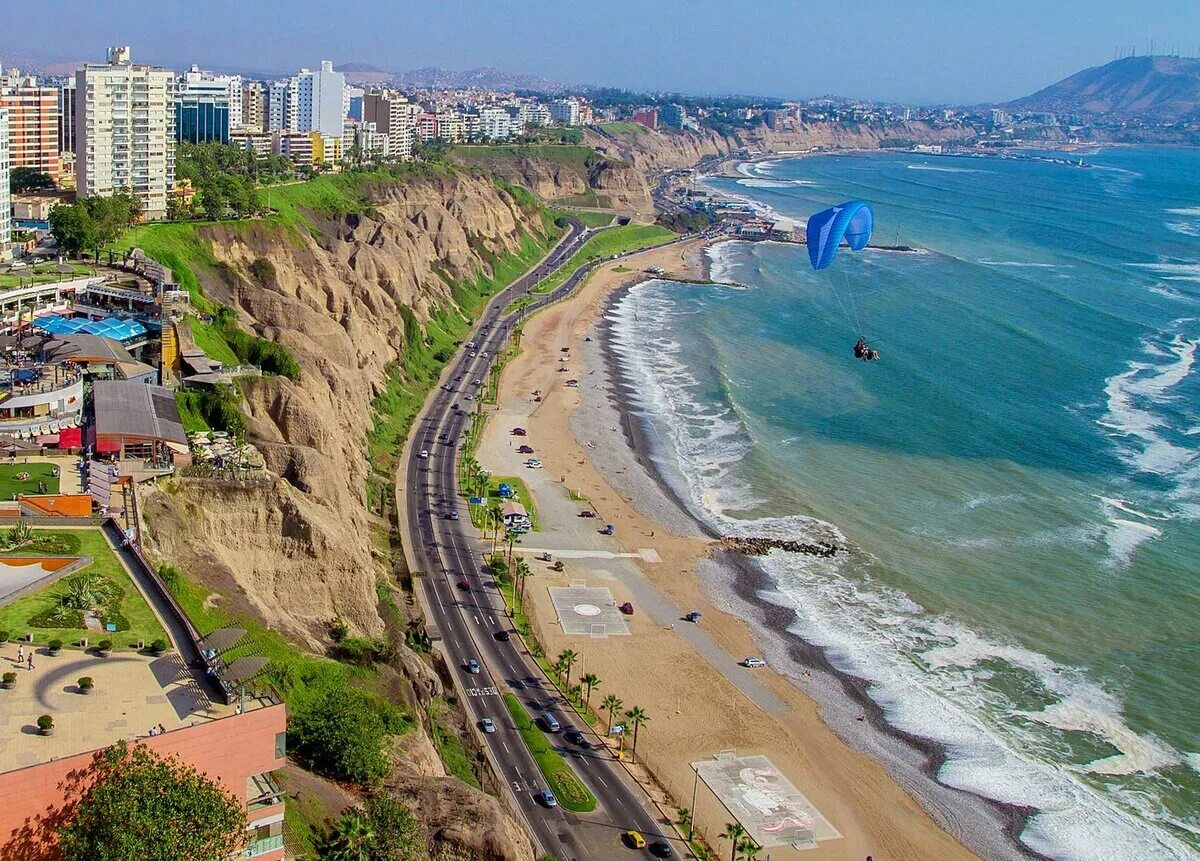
8 0 1200 103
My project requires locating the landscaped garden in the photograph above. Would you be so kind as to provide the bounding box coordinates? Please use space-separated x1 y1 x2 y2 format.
0 529 167 648
0 462 60 499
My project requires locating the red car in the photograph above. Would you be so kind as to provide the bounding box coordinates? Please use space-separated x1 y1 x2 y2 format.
619 602 634 615
511 428 527 436
456 578 470 590
518 445 534 454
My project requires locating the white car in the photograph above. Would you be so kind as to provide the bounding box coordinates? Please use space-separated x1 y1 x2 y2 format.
525 459 543 469
470 351 477 358
743 657 767 668
419 450 429 459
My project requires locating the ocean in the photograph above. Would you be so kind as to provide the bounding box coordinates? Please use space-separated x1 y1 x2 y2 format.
606 148 1200 860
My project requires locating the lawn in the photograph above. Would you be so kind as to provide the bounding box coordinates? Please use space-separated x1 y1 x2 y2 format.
533 223 676 295
503 693 596 813
187 317 240 366
0 463 59 500
552 208 615 229
598 122 649 139
0 262 94 290
0 529 167 648
468 475 538 531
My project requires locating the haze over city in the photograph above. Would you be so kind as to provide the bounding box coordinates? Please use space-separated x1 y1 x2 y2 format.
6 0 1200 102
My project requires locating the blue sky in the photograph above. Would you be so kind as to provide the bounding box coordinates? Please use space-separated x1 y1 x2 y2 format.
7 0 1200 103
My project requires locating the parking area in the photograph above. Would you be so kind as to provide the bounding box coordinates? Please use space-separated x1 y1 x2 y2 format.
548 583 631 637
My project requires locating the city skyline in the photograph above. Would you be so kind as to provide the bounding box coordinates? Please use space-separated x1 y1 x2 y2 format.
4 0 1200 104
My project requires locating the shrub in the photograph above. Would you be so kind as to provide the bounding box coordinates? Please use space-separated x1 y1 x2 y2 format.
2 672 16 685
289 686 395 784
78 676 94 689
150 639 168 654
0 630 8 643
28 604 86 629
328 616 349 643
334 636 392 666
37 715 53 730
247 257 276 286
48 638 63 651
97 639 113 652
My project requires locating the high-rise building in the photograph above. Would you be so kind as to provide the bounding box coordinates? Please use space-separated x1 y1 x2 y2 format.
362 90 414 160
242 81 265 133
0 78 61 182
632 107 659 130
58 78 76 154
175 93 230 143
290 61 345 139
266 81 289 131
479 106 512 141
549 98 581 126
346 86 363 122
660 104 686 128
179 66 243 129
0 107 11 260
75 46 176 219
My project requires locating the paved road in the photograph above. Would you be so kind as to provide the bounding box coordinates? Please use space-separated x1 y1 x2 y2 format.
401 222 689 860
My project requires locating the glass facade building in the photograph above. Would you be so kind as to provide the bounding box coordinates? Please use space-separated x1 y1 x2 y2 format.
175 97 230 143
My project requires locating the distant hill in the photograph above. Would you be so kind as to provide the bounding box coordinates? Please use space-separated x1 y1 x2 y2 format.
335 62 568 93
1005 55 1200 123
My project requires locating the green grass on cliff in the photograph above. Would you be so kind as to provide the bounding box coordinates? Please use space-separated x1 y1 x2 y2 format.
535 223 676 295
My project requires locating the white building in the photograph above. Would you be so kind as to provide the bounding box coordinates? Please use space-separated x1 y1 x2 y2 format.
75 46 175 220
0 107 10 260
179 65 243 129
549 99 580 126
479 106 513 141
363 90 415 160
266 81 289 131
290 61 345 139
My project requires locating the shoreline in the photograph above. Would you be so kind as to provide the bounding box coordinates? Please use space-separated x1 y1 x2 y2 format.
474 235 1003 860
594 274 1036 861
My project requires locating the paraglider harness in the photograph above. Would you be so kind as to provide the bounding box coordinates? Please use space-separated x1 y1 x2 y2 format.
854 339 879 362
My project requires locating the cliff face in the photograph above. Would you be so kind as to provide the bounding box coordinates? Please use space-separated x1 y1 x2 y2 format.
452 150 653 213
585 120 976 174
143 173 546 648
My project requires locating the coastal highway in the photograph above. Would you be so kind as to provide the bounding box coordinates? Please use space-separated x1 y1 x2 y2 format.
402 222 684 859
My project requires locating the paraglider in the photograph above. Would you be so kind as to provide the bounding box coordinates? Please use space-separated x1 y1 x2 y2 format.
806 200 879 361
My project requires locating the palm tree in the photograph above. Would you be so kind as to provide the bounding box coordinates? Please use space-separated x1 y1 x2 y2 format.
675 807 693 841
581 672 600 710
720 823 746 861
557 649 579 692
601 694 623 732
487 505 503 553
319 810 376 861
737 838 761 861
624 706 649 762
515 558 531 617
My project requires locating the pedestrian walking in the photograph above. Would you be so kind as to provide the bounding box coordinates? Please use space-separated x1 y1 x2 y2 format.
27 653 34 671
16 645 24 664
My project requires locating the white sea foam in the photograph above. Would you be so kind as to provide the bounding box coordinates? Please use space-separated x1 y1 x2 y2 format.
1102 518 1164 567
606 276 1197 861
1132 262 1200 284
736 178 818 189
1165 221 1200 237
1166 207 1200 217
977 259 1061 268
1149 283 1194 302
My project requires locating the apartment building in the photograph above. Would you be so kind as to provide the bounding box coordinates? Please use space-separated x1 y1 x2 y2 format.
0 107 10 260
266 81 289 131
75 46 175 219
290 61 344 139
363 90 415 160
58 78 76 154
242 81 265 133
479 105 513 141
0 78 61 182
549 98 581 126
178 65 243 129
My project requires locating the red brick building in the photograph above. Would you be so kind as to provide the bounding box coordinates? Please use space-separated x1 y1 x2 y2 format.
0 80 61 183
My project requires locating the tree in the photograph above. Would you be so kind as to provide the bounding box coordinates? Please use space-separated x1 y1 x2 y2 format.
289 686 394 784
581 672 600 710
49 202 98 257
557 649 579 692
318 794 422 861
10 166 54 193
601 694 623 732
56 740 246 861
623 705 649 762
737 837 761 860
720 823 747 861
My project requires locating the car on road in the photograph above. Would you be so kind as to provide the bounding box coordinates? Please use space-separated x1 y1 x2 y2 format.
538 790 557 808
540 711 561 733
564 729 588 748
623 830 646 849
518 444 534 454
465 659 481 674
469 351 477 357
511 427 527 436
479 718 496 733
438 433 448 441
419 450 429 459
578 510 596 518
743 657 767 668
456 578 470 590
601 523 615 535
494 630 510 642
447 510 460 521
649 840 674 858
525 459 543 469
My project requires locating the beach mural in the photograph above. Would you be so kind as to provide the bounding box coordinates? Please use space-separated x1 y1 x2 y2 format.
608 147 1200 860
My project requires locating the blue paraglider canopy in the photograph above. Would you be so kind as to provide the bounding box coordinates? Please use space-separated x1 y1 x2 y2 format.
806 200 874 270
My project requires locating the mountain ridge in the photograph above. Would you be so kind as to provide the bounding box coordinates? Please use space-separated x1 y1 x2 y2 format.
1004 55 1200 122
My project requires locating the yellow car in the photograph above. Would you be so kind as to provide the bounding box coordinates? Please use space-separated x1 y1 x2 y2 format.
623 830 646 849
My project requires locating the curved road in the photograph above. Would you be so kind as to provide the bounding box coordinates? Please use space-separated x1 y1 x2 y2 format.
401 222 689 860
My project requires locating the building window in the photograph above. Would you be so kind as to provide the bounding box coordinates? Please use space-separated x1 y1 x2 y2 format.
274 731 286 759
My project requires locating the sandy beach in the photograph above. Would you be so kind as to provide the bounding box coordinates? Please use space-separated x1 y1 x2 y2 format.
471 238 1015 860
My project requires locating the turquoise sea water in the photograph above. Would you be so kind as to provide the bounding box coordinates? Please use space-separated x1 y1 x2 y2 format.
608 148 1200 859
